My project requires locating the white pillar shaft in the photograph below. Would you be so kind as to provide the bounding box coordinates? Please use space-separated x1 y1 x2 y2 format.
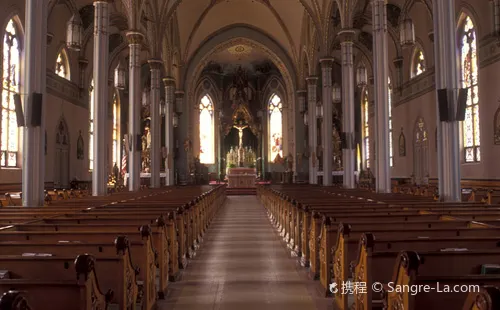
321 59 333 186
307 77 318 184
433 0 461 201
149 62 161 188
340 35 356 189
164 79 175 186
22 0 47 207
91 1 110 196
127 32 143 191
372 0 391 193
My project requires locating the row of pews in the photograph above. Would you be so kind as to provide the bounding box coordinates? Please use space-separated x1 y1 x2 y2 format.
0 185 226 310
257 185 500 310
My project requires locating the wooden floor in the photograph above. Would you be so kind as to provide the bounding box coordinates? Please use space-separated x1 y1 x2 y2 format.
158 196 331 310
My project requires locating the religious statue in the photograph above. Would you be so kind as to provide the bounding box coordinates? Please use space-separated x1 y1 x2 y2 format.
76 131 84 160
229 66 253 105
286 153 293 172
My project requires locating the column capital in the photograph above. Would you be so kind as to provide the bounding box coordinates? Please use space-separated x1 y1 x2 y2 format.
319 57 334 67
338 29 359 43
78 57 89 68
126 31 144 44
148 59 163 70
306 76 318 83
296 90 307 96
93 0 113 3
163 77 176 87
393 57 404 68
175 90 185 98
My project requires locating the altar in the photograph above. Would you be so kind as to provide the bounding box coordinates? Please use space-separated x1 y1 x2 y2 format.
227 168 256 188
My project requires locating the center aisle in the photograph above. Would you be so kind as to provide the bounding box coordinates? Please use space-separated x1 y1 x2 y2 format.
159 195 331 310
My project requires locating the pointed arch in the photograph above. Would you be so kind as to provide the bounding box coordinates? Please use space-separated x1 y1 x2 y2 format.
361 87 370 169
1 16 22 167
458 13 480 163
199 94 215 164
410 45 426 78
268 93 283 162
112 91 121 167
55 47 71 80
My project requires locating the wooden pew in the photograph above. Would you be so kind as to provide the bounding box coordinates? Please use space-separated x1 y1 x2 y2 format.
461 286 500 310
0 255 112 310
383 251 500 310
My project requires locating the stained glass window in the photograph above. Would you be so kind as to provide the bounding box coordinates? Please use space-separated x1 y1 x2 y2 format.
112 93 119 167
362 89 370 169
388 77 393 167
55 49 70 80
1 19 20 167
199 95 214 164
269 94 283 162
460 16 480 162
412 48 426 77
89 79 94 170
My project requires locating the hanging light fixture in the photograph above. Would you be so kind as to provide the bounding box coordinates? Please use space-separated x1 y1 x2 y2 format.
66 14 83 51
399 18 415 46
332 83 341 103
356 64 368 87
303 111 308 126
114 62 126 90
173 113 179 128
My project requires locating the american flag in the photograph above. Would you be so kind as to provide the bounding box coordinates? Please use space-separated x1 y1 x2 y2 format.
121 153 127 176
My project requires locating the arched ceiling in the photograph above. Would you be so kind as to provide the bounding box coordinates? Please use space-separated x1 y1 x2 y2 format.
176 0 308 65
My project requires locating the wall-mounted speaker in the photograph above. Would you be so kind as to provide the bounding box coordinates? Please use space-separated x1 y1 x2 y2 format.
30 92 43 127
456 88 468 121
13 94 25 127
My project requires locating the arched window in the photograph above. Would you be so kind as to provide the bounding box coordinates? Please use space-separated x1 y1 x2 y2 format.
199 95 214 164
388 77 393 167
362 89 370 169
412 48 426 77
269 94 283 161
89 79 94 170
112 93 120 167
1 19 21 167
460 15 480 162
55 49 70 80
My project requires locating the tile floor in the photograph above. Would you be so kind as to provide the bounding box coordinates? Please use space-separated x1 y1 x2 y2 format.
158 196 331 310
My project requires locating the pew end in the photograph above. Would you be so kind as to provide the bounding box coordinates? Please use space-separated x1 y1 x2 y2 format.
462 286 500 310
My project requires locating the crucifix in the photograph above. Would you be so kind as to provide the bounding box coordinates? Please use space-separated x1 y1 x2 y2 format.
233 122 248 167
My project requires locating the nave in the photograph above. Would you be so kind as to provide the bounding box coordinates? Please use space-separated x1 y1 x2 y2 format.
160 196 330 310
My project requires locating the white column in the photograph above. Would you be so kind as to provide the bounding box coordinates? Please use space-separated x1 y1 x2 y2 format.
320 58 334 186
372 0 391 193
22 0 47 206
127 31 144 191
339 30 357 189
433 0 461 201
149 59 162 188
163 77 175 186
306 77 318 184
90 0 110 196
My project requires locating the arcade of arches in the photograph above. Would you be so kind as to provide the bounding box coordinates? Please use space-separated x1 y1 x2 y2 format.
2 0 500 309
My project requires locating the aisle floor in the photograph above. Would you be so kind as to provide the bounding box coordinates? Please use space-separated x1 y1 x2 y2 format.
158 195 331 310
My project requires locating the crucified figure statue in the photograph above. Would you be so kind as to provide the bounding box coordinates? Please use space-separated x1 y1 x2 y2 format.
234 123 248 167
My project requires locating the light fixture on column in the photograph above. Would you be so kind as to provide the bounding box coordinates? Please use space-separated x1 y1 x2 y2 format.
356 63 368 87
66 14 83 51
173 113 179 128
316 103 323 119
175 91 184 115
399 18 415 46
160 98 165 116
332 83 341 103
142 87 150 106
303 111 308 126
114 62 126 90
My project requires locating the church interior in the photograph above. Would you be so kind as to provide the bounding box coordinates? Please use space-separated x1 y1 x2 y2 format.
2 0 500 309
